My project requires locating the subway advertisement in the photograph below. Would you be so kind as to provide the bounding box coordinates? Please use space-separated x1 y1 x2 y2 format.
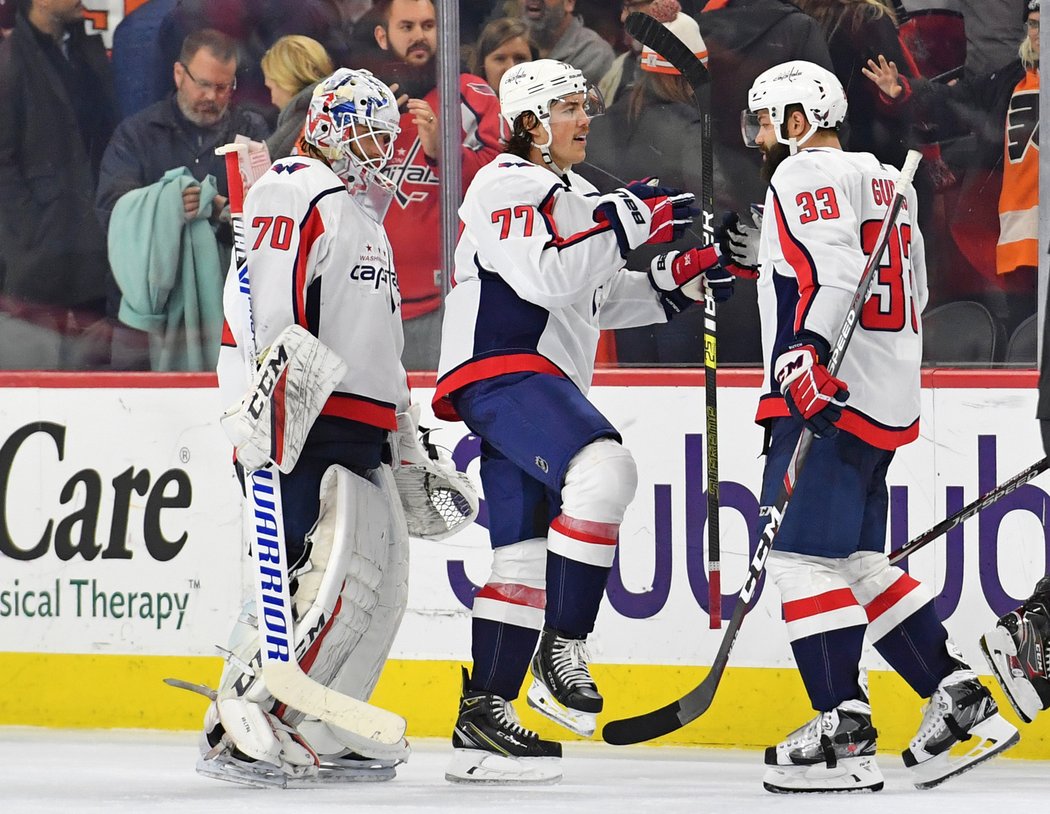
0 371 1047 757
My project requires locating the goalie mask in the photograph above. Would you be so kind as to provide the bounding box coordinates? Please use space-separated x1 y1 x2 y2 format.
743 60 847 154
304 68 401 202
499 58 605 171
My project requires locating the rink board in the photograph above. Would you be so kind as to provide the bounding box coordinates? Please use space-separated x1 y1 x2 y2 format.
0 370 1047 757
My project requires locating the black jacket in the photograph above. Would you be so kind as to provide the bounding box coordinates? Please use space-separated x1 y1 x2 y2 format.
0 14 118 308
96 95 270 232
696 0 834 213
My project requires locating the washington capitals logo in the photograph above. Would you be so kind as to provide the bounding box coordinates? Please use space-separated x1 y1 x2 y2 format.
382 138 439 209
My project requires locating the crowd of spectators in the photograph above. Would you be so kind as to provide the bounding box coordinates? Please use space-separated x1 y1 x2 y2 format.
0 0 1037 371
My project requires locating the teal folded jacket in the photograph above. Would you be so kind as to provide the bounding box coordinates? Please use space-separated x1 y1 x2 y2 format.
108 167 224 371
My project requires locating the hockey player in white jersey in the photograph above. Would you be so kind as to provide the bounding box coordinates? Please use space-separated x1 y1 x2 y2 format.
197 68 425 788
432 58 749 785
742 60 1019 793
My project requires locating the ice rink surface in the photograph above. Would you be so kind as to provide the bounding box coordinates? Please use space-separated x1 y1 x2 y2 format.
2 727 1046 813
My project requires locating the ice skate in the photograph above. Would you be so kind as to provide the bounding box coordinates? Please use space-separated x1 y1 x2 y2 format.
527 627 603 737
446 667 562 785
763 698 883 793
195 701 319 789
979 581 1050 723
903 668 1020 789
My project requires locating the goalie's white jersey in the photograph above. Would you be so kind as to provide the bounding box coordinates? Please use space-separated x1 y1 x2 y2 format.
218 156 409 431
433 155 666 420
756 147 928 450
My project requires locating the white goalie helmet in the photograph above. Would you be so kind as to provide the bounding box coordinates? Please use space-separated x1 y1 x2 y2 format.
303 68 401 190
499 58 604 168
744 60 847 151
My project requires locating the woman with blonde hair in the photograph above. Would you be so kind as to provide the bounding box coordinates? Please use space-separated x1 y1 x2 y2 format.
261 35 335 159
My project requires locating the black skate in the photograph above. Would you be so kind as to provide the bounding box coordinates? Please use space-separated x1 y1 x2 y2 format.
763 698 883 793
980 578 1050 723
902 668 1020 789
527 627 603 737
446 667 562 785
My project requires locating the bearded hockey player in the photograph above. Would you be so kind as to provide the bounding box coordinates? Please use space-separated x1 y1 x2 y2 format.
432 58 749 784
742 60 1020 793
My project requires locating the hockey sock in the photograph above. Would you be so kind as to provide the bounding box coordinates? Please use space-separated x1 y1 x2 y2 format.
789 625 867 711
544 551 609 636
469 617 540 701
871 600 957 697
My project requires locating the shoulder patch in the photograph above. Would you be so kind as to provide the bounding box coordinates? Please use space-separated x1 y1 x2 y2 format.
272 162 310 175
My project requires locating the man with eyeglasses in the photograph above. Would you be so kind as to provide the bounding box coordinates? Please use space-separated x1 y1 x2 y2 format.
96 28 269 369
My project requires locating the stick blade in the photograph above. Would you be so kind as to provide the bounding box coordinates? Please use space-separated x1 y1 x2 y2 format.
625 12 711 89
601 673 718 745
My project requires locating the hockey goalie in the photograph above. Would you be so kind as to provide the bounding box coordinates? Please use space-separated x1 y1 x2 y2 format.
183 68 477 788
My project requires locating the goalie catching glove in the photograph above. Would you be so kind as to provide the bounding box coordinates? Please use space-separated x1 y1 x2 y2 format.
648 244 735 316
220 324 348 473
773 336 849 438
593 178 698 256
392 403 479 540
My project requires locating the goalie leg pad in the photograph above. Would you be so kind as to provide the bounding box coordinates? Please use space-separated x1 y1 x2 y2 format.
296 464 413 764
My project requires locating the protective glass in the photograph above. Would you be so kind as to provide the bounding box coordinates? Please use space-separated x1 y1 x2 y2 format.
740 110 761 148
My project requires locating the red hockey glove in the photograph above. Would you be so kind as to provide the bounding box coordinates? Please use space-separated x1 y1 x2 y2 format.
773 341 849 438
594 178 699 255
649 245 735 315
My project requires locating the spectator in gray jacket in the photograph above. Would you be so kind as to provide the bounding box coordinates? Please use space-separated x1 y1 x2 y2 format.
520 0 614 85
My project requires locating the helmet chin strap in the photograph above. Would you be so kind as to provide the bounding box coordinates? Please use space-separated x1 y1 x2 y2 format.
777 116 817 156
534 118 569 177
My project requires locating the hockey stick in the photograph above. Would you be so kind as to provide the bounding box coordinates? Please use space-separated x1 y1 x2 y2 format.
603 149 924 746
216 143 407 749
888 455 1050 566
624 11 722 627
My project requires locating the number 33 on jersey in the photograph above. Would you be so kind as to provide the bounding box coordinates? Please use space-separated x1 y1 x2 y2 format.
756 147 928 451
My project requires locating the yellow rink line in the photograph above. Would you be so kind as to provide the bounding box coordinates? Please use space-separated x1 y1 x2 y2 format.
1 653 1046 758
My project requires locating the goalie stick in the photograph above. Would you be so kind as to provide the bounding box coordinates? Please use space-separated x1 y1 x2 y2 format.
624 11 722 628
216 142 407 751
602 149 924 746
888 455 1050 565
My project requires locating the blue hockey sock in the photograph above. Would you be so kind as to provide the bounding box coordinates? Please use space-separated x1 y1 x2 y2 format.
469 618 539 701
790 625 867 711
871 600 957 697
544 551 609 636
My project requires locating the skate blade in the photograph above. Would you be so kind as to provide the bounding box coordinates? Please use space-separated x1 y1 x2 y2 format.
445 748 562 785
526 681 597 737
762 756 883 793
908 714 1021 790
980 627 1040 723
195 754 315 789
284 764 397 786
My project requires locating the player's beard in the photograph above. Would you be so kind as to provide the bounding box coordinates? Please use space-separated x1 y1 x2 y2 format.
760 140 791 183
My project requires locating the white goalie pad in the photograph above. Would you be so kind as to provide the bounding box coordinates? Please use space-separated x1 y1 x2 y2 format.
220 324 348 473
392 403 479 541
299 463 410 759
214 464 409 762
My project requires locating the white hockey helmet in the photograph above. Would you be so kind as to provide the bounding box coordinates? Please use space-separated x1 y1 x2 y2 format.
499 59 604 168
303 68 401 188
744 60 847 151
